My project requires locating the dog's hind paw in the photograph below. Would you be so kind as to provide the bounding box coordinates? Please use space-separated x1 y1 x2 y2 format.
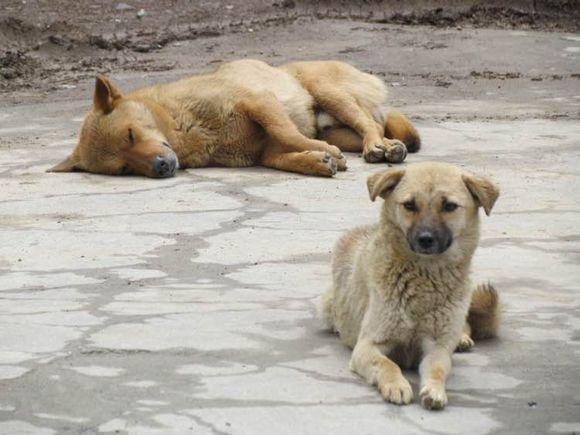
378 376 413 405
384 139 408 164
420 382 448 410
455 334 475 353
363 143 387 163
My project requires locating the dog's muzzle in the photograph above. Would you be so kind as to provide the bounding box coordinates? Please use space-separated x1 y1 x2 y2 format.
408 223 452 255
152 154 178 178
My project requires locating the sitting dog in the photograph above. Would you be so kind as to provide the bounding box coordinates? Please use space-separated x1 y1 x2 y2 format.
321 162 500 410
48 59 420 178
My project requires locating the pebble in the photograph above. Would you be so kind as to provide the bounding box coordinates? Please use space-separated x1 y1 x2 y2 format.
115 3 134 11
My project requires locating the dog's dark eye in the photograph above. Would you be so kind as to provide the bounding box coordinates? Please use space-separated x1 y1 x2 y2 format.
128 128 135 144
442 201 458 212
162 141 172 149
403 200 418 212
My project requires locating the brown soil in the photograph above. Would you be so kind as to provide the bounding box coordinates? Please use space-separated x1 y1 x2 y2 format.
1 0 578 97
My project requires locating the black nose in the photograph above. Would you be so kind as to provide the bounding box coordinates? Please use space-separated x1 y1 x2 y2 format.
152 155 177 178
417 232 435 249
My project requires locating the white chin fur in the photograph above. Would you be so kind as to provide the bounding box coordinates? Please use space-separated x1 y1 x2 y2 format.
316 111 338 131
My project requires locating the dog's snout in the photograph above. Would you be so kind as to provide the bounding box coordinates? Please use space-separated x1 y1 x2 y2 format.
417 232 435 250
152 155 177 178
408 221 453 256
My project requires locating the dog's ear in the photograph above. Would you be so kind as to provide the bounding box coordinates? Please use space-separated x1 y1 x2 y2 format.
367 169 405 202
462 173 500 216
47 153 84 173
94 74 122 114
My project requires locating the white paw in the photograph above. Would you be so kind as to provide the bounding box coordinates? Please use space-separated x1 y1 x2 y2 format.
420 382 448 410
455 334 475 353
378 376 414 405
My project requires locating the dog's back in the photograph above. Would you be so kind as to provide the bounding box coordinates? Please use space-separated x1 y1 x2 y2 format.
283 61 387 113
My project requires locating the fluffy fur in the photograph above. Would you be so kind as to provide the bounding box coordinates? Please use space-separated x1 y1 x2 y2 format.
321 162 500 410
49 60 421 178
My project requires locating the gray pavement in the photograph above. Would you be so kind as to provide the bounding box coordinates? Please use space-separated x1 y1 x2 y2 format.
0 19 579 435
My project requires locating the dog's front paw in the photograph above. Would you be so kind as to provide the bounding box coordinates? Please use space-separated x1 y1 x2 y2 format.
321 151 338 176
384 139 408 164
378 376 413 405
335 153 347 171
420 382 448 410
324 145 347 171
455 334 475 353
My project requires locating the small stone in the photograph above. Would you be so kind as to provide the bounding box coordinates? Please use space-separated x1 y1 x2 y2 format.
115 3 134 11
136 8 146 19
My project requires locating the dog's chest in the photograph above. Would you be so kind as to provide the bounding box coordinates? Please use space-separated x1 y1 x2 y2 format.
378 266 468 335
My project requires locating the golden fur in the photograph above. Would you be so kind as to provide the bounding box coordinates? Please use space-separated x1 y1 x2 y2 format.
321 162 500 410
48 59 420 178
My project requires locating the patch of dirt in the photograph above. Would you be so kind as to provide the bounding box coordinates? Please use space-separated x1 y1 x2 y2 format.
0 0 578 97
0 51 40 81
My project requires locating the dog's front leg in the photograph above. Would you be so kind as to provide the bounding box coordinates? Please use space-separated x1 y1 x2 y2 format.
235 92 346 170
418 339 452 410
350 338 413 405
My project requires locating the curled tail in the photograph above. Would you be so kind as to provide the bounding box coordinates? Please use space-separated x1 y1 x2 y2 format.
384 109 421 153
468 283 500 340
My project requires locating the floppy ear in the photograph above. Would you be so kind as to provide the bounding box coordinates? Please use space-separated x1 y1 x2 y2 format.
462 173 500 216
94 74 122 114
367 169 405 202
46 153 84 173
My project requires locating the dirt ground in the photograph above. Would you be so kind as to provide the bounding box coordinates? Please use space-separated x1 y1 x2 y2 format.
1 0 579 106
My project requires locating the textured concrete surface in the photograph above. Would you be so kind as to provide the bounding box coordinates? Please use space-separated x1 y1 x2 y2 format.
1 20 579 435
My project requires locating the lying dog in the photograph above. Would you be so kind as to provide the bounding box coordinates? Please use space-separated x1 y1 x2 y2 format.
321 162 500 410
48 59 420 178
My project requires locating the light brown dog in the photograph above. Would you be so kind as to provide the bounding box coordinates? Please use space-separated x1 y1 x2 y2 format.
321 162 500 410
48 59 420 178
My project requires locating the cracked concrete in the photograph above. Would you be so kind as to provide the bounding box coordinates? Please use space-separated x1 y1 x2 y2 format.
0 18 579 435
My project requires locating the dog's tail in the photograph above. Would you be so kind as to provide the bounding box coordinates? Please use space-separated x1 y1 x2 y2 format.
385 109 421 153
467 283 500 340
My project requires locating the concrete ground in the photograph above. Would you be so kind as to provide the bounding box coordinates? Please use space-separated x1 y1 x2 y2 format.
0 18 579 435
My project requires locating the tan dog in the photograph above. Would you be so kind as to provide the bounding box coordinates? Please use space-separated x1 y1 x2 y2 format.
48 59 420 178
321 162 500 410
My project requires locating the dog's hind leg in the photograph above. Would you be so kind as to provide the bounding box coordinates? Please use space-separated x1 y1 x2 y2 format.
318 288 335 330
318 127 363 153
455 322 475 353
383 109 421 153
236 92 346 171
305 81 407 164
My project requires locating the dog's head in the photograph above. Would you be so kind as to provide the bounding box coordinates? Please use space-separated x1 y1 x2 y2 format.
48 75 179 178
367 162 499 258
